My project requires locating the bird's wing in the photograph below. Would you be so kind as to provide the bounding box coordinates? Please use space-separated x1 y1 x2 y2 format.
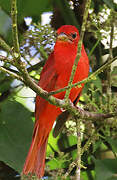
38 52 58 92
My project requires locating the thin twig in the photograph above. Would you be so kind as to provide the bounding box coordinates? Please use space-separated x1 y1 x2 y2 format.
63 161 77 179
88 38 100 58
1 55 117 100
0 55 14 65
11 0 20 54
0 66 24 81
64 0 91 102
48 56 117 96
53 107 117 138
1 57 117 119
107 10 114 111
10 0 85 114
10 0 117 118
0 37 12 54
75 117 82 180
0 54 45 72
27 60 45 72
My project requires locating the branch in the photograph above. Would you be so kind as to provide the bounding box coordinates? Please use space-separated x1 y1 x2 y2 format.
11 0 20 54
53 107 117 138
0 55 14 65
107 10 114 111
10 0 90 122
1 55 117 140
1 55 117 96
0 37 12 54
1 54 116 139
0 66 24 81
76 117 81 180
10 0 63 111
17 66 71 109
27 60 45 72
64 0 91 102
0 57 116 136
0 55 45 73
9 0 117 123
48 56 117 96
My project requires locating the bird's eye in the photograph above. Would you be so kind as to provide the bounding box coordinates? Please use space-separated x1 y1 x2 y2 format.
71 32 77 39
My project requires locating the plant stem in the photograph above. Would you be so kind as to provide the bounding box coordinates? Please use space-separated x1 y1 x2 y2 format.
11 0 20 54
0 37 11 53
63 160 77 179
64 0 91 102
0 66 23 81
88 38 100 58
76 118 82 180
48 56 117 96
107 10 114 111
0 55 14 65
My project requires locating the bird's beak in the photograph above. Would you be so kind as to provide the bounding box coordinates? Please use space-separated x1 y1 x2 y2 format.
57 32 69 42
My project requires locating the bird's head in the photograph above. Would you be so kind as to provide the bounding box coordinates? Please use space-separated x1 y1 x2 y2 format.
56 25 80 46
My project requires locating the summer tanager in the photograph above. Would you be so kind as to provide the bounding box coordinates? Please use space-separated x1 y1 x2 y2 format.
23 25 89 179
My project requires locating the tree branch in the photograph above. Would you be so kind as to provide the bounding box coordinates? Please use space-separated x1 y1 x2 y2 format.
0 66 24 81
0 55 14 65
0 37 12 54
11 0 20 54
27 60 45 72
53 106 117 138
64 0 91 102
76 117 81 180
107 10 114 111
48 56 117 96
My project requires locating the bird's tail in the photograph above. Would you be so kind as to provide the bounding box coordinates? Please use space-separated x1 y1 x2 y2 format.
23 124 49 179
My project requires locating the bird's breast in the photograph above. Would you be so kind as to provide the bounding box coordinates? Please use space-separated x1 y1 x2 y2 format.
53 42 89 100
54 42 77 75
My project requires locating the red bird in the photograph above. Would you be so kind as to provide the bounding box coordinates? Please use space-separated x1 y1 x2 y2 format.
23 25 89 179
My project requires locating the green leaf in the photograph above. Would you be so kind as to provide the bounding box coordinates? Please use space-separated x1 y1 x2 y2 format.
0 0 52 23
0 7 11 39
0 0 52 43
93 140 102 153
107 137 117 153
47 157 66 170
47 130 60 156
0 99 33 172
81 171 95 180
0 80 12 93
103 0 117 10
94 158 117 180
0 72 12 93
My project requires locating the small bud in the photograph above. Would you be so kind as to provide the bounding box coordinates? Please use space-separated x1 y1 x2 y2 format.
14 52 19 58
77 84 82 88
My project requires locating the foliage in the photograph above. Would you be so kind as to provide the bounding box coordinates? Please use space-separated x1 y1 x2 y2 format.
0 99 33 172
0 0 117 180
